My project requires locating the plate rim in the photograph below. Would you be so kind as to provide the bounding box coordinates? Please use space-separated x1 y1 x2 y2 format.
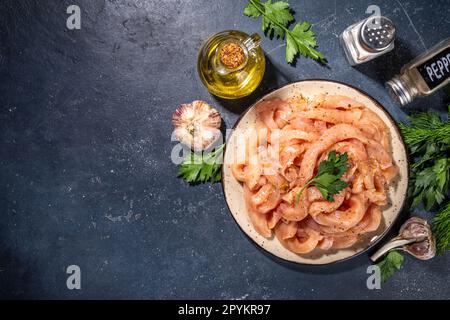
221 79 410 266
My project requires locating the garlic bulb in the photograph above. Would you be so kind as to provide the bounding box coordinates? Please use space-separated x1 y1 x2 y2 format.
370 217 436 262
172 100 221 152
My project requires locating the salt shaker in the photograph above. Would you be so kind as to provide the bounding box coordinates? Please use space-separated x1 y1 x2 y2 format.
340 16 396 66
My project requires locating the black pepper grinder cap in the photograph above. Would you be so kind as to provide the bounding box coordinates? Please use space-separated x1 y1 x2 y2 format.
359 16 396 52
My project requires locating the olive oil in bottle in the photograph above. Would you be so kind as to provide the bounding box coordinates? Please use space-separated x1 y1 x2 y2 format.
386 38 450 106
197 30 265 99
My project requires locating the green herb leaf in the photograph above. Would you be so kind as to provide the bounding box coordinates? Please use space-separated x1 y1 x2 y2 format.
399 110 450 255
296 151 349 204
286 21 326 63
244 0 325 64
316 150 349 177
399 112 450 155
243 0 263 17
315 178 348 202
177 145 224 183
264 0 294 38
400 112 450 210
376 250 404 283
411 156 450 210
245 0 293 39
433 201 450 255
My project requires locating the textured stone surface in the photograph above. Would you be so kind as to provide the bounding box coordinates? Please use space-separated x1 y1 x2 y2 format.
0 0 448 299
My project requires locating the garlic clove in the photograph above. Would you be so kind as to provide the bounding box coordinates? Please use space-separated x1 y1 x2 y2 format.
399 216 430 240
172 100 221 151
403 238 436 260
400 217 436 260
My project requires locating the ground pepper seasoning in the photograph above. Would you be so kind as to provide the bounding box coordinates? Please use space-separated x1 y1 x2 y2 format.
219 42 245 69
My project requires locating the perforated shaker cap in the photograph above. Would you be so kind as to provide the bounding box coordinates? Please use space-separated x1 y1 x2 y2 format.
359 16 396 52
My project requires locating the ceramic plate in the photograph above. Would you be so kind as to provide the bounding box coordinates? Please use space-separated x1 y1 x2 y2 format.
222 80 409 265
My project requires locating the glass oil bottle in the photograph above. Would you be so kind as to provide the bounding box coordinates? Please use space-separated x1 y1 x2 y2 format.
197 30 265 99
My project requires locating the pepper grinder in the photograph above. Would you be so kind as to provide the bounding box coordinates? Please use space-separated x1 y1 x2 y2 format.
340 16 396 66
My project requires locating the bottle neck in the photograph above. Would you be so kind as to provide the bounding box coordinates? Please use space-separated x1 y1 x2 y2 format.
385 73 418 106
242 33 261 52
212 33 261 76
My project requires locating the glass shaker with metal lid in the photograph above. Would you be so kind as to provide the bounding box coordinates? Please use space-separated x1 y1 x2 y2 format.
386 38 450 106
340 16 396 66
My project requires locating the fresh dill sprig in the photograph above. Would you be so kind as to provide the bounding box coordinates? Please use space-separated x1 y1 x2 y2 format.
398 112 450 156
433 201 450 255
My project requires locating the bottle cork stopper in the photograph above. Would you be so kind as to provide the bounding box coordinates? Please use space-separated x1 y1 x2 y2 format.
219 42 245 69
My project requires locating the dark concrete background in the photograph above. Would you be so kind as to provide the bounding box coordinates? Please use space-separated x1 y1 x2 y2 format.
0 0 449 299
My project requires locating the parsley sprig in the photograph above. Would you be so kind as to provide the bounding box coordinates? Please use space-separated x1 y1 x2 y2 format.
244 0 326 64
410 158 450 209
296 151 349 204
377 250 404 283
177 145 224 183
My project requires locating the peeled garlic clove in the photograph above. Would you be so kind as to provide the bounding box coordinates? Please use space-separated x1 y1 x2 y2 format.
172 100 221 152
